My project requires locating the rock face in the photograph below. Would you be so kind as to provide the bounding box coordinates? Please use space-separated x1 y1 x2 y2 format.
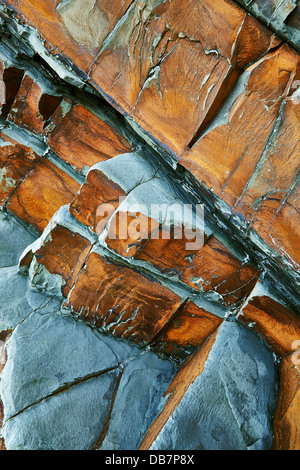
234 0 300 52
0 0 299 452
140 321 278 450
0 308 176 450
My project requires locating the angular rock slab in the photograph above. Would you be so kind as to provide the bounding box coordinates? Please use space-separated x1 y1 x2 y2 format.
66 247 183 345
7 72 62 135
233 0 300 52
140 320 278 450
45 101 133 174
6 158 81 233
0 265 61 333
1 372 119 450
0 308 176 450
21 205 96 298
237 281 300 357
0 211 36 268
272 352 300 450
99 352 177 450
0 0 136 74
151 301 223 359
180 44 300 209
0 131 42 206
89 0 275 156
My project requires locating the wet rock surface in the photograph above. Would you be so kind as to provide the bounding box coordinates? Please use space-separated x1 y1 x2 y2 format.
0 0 299 451
0 307 175 450
140 321 278 450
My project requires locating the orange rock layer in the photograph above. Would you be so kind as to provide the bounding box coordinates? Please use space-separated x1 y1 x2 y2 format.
0 0 299 452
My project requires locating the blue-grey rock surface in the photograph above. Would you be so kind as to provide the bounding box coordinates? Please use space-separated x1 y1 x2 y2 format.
149 321 278 451
0 212 36 268
0 265 61 332
0 308 176 450
100 352 175 450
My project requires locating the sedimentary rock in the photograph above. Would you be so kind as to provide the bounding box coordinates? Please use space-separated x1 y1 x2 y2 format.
140 320 278 450
0 132 41 206
66 247 184 345
0 0 299 452
0 308 175 450
45 102 133 174
272 352 300 450
6 159 80 233
0 208 36 267
237 282 300 357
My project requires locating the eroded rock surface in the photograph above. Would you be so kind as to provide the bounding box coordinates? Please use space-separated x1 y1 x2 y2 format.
0 308 175 450
0 0 299 452
140 321 278 450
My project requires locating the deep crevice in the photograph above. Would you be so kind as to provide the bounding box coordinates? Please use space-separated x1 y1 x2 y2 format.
3 363 122 425
38 93 62 126
93 367 124 450
1 66 24 118
284 4 300 29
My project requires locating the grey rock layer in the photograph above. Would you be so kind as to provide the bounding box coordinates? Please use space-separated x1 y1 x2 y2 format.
0 308 176 450
2 371 120 450
0 212 36 268
150 320 278 451
0 265 61 332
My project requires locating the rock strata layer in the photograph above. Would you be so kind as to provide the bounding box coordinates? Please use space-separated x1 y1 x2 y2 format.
0 0 299 451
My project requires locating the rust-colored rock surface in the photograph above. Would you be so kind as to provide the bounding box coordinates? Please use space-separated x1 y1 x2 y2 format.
179 43 300 277
178 236 259 305
238 291 300 357
272 353 300 450
69 168 126 232
6 159 80 232
30 225 93 298
89 0 275 156
0 132 41 205
66 249 183 345
0 0 299 453
152 301 223 358
45 102 132 173
2 0 135 74
105 211 159 259
180 44 299 207
7 73 62 135
232 94 300 270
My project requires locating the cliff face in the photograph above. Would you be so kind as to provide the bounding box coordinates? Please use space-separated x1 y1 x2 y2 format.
0 0 299 451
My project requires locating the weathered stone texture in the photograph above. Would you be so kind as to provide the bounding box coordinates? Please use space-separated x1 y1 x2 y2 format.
237 285 300 357
89 0 276 156
66 249 183 345
0 308 175 450
0 0 299 453
45 102 133 173
6 159 80 233
0 132 41 206
140 321 278 450
233 0 300 52
272 352 300 450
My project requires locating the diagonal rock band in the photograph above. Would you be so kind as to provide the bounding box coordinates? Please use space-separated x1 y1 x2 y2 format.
0 0 299 452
